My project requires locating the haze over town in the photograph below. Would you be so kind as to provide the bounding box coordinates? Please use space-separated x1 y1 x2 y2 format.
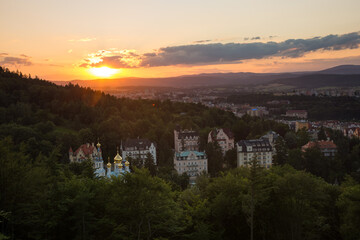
1 0 360 81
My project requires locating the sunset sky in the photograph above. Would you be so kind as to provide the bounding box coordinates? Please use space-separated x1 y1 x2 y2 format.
1 0 360 81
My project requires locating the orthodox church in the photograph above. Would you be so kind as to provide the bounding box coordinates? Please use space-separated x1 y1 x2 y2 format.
69 142 130 177
106 148 131 177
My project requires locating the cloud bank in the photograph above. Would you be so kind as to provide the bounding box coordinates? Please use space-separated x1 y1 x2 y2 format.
0 56 32 66
80 31 360 69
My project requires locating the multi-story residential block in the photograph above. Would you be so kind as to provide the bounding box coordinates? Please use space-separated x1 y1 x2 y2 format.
301 140 337 158
122 138 157 165
343 127 360 139
174 126 199 152
247 106 269 117
236 139 273 169
174 151 208 184
295 121 310 132
286 110 308 119
208 128 235 154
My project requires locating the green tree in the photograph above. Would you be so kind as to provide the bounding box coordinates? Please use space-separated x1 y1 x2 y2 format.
243 154 264 240
144 152 157 176
318 127 327 141
287 148 304 170
296 129 310 148
224 148 237 169
337 176 360 240
205 142 223 177
285 131 298 149
273 136 288 165
260 166 337 240
105 168 184 239
79 128 95 143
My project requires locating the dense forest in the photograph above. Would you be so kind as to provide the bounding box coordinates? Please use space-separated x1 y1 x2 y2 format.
1 66 360 240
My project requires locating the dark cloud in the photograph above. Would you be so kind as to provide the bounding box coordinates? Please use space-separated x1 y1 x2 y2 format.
0 53 8 57
244 37 261 40
143 52 156 57
0 56 32 66
193 39 212 43
140 31 360 67
20 54 30 58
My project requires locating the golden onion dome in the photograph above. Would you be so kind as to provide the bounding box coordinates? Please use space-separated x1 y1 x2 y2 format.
117 162 123 169
114 153 122 163
96 142 101 148
114 147 122 163
107 157 111 168
125 160 130 167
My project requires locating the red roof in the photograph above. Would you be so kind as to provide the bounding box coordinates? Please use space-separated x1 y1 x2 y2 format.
210 128 234 141
302 140 337 151
69 147 73 153
74 144 95 156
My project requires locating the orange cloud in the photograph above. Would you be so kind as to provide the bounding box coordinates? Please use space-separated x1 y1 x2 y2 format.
79 49 141 69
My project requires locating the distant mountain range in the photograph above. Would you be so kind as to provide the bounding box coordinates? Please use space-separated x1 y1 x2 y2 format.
52 65 360 89
318 65 360 75
267 74 360 89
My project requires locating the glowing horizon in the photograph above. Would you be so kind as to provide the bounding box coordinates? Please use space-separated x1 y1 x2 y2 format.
88 67 119 78
1 0 360 81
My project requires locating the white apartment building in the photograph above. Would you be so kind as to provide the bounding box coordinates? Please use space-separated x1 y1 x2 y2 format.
237 139 273 169
122 138 157 165
174 151 208 184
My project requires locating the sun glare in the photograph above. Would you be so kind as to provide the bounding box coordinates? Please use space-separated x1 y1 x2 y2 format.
89 67 119 78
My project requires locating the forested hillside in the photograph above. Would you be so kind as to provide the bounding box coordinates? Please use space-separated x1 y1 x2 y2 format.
269 74 360 88
1 66 360 240
0 66 288 166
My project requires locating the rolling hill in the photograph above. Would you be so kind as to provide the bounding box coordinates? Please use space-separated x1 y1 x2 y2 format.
52 64 360 89
267 74 360 89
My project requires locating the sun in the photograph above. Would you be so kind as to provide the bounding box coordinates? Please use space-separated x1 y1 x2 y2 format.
89 66 119 78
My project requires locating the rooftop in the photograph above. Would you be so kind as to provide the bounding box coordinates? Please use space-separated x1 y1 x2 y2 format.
175 151 206 158
238 139 272 148
73 143 96 156
302 140 337 151
123 138 155 150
